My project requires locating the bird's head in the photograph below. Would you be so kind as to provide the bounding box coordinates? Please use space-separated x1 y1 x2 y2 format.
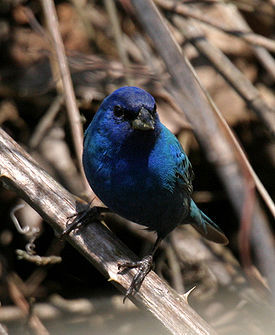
99 87 158 134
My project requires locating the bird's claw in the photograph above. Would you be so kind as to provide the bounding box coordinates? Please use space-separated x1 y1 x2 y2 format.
118 255 153 302
59 205 104 238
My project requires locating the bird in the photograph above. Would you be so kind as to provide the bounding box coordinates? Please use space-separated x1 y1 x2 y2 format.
82 86 228 298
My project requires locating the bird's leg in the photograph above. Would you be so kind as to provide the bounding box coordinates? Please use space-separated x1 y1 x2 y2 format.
118 236 162 301
60 204 110 238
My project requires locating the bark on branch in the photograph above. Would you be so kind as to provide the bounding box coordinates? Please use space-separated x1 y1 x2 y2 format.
0 127 217 335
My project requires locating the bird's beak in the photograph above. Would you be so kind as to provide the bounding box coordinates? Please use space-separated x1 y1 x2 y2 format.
131 107 155 131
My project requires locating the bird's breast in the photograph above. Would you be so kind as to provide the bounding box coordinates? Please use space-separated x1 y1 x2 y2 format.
83 127 189 236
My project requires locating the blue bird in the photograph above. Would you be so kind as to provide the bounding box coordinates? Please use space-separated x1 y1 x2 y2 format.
82 86 228 298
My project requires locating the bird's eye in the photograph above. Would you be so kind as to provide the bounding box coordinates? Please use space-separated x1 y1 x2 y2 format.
114 105 124 117
152 104 157 114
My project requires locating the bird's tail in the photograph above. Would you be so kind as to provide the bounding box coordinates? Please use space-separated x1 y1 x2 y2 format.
189 200 228 245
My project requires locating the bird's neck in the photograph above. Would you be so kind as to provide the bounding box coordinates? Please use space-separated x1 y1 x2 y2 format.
128 124 160 149
109 126 159 162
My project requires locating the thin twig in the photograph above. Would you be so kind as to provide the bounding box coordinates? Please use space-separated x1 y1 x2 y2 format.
252 46 275 81
70 0 95 40
227 6 275 81
104 0 133 85
174 16 275 137
29 95 63 149
40 0 91 196
16 250 62 266
155 0 275 53
7 274 49 335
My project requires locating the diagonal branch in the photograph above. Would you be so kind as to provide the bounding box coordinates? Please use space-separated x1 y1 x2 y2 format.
40 0 91 195
0 127 217 335
155 0 275 53
173 16 275 139
171 17 275 214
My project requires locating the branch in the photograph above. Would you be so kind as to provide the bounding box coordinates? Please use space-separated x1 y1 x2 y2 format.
0 127 217 335
104 0 133 85
7 273 49 335
171 16 275 212
173 16 275 139
155 0 275 53
40 0 91 195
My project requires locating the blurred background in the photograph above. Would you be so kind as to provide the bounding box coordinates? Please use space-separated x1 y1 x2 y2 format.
0 0 274 334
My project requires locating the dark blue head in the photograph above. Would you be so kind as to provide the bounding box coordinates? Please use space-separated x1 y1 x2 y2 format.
97 86 159 134
102 86 156 116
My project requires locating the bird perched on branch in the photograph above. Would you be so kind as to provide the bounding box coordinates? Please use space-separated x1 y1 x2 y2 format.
82 86 228 299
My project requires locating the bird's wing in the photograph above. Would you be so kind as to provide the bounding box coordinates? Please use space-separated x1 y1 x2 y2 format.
173 142 194 196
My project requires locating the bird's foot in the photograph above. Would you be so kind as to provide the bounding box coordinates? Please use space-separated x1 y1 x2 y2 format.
118 255 153 302
60 205 107 238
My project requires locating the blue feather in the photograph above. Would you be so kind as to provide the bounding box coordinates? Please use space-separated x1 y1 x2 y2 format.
83 86 228 244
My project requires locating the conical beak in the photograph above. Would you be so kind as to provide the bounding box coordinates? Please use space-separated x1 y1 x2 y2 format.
131 107 155 131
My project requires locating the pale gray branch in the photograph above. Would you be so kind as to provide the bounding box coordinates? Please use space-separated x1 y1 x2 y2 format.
0 127 217 335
